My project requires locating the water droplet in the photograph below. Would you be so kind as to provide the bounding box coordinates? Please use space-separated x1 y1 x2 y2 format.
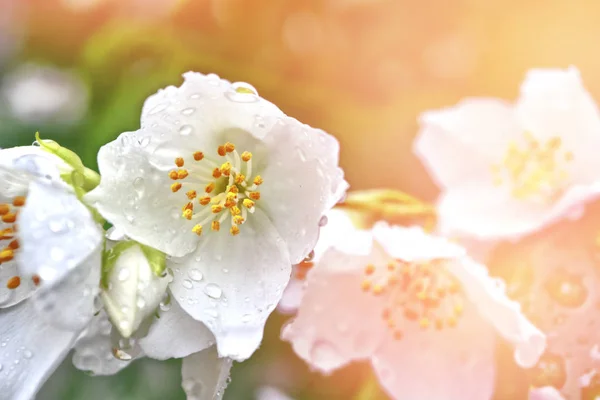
148 103 168 115
225 82 260 103
190 93 201 99
181 107 196 116
204 308 218 318
118 268 130 282
179 124 194 136
204 283 223 299
48 219 67 233
133 177 145 193
310 341 340 367
159 300 172 312
188 269 203 281
242 314 251 323
23 350 33 359
0 363 3 372
530 352 566 389
138 136 150 148
182 279 193 289
136 298 146 309
296 147 307 162
113 348 133 361
304 250 315 262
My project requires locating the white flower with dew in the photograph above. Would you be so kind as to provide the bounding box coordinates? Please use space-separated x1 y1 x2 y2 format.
87 72 348 360
0 146 102 399
281 212 546 400
414 67 600 241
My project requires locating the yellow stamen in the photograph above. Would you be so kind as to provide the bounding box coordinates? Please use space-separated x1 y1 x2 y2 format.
217 146 226 157
361 280 371 292
233 215 245 225
199 196 211 206
6 276 20 289
211 221 220 231
175 157 184 168
205 183 215 193
169 170 179 180
364 264 376 275
224 142 235 153
0 248 14 263
8 240 19 250
2 213 17 223
253 175 263 186
12 197 26 207
242 199 255 209
419 317 430 329
248 192 261 200
212 205 223 214
230 206 241 216
186 190 197 200
372 284 384 295
171 183 182 193
230 225 240 236
220 162 232 177
235 174 246 185
227 185 239 194
241 151 252 162
32 275 41 286
182 209 193 220
193 151 204 161
177 169 189 179
212 168 222 179
192 225 203 236
0 204 9 215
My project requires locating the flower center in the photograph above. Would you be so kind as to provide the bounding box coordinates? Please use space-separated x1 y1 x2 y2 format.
361 259 464 340
491 132 573 203
0 196 40 290
168 141 263 236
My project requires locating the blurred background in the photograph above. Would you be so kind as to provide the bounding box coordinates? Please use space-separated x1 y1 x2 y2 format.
1 0 599 398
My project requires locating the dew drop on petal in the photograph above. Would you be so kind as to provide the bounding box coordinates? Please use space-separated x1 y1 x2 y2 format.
148 103 168 115
319 215 328 227
118 268 130 282
136 298 146 309
179 124 194 136
188 268 203 282
133 177 145 193
190 93 201 99
181 108 196 116
182 279 193 289
242 314 251 323
23 349 33 359
545 272 588 308
204 283 222 299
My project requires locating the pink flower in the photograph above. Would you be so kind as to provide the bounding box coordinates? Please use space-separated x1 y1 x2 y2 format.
414 67 600 241
281 211 545 399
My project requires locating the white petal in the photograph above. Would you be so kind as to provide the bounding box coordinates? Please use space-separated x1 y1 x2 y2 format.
31 247 101 331
445 256 546 368
72 310 131 376
17 180 102 285
516 67 600 182
140 296 215 360
281 244 388 374
372 223 465 261
371 301 496 400
415 98 519 189
0 260 35 308
139 72 285 170
0 146 67 182
101 244 170 338
170 209 291 361
529 386 566 400
86 138 200 258
181 346 233 400
0 300 78 400
259 117 348 264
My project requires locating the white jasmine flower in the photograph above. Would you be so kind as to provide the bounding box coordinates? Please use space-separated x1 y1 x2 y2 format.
87 72 348 360
414 67 600 241
281 211 546 399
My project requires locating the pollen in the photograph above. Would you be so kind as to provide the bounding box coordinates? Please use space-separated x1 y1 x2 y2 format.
0 229 14 240
32 275 41 286
241 151 252 162
192 224 203 236
167 141 265 237
6 276 20 289
8 240 19 250
224 142 235 153
2 213 17 224
12 197 25 207
361 280 371 292
0 248 14 263
0 204 9 215
220 162 232 177
249 192 261 200
364 264 376 275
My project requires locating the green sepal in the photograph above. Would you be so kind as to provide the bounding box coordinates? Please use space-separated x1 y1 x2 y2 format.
101 240 166 288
